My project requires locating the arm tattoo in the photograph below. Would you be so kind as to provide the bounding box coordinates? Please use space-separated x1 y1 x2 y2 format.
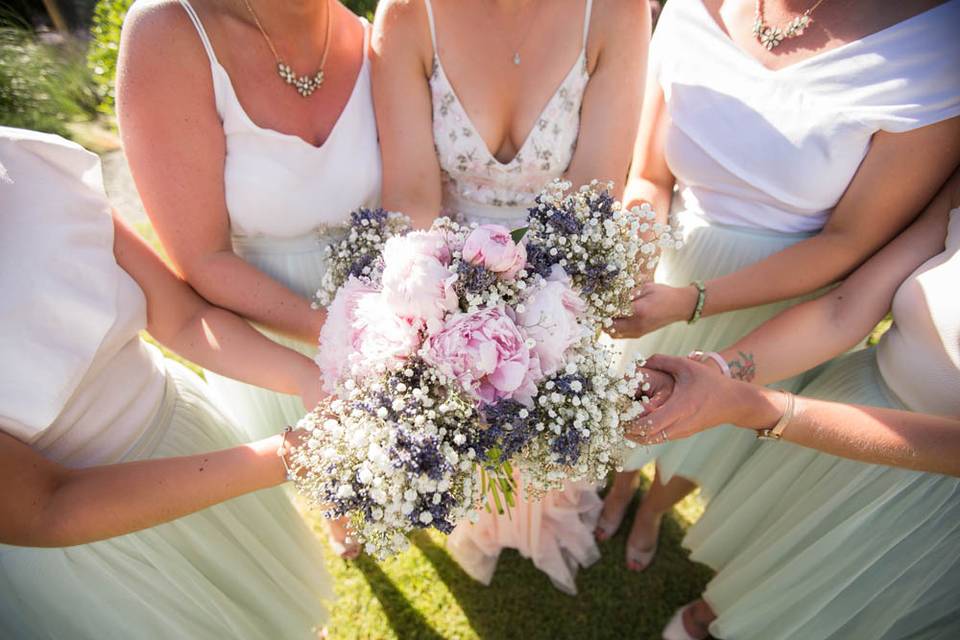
727 351 756 382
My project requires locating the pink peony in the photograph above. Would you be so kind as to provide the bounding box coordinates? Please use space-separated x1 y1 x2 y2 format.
461 224 527 281
402 229 452 264
316 277 378 393
515 265 588 376
381 233 458 333
352 292 424 373
422 306 542 406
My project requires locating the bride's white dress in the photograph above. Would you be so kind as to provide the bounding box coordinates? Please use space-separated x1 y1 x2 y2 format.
424 0 602 595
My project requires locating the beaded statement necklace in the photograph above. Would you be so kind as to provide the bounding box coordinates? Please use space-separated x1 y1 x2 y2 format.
753 0 829 50
241 0 333 97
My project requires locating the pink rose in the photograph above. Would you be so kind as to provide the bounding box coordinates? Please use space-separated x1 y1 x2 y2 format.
316 277 378 393
381 233 458 333
423 306 542 406
462 224 527 281
515 266 588 376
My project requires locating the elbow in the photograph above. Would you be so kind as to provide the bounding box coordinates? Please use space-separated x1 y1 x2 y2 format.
5 470 79 548
824 285 888 351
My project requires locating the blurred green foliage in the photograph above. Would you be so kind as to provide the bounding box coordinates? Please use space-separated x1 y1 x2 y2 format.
87 0 132 116
0 15 98 135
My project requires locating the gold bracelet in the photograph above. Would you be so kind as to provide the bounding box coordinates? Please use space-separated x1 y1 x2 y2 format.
687 280 707 324
756 391 795 441
277 426 294 480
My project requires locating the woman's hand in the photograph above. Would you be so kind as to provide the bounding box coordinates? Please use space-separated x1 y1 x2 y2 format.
297 371 325 413
638 366 675 413
609 283 699 339
624 354 782 444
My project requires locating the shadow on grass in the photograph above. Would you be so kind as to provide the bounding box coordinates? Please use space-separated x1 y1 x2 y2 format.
407 490 713 639
351 554 447 640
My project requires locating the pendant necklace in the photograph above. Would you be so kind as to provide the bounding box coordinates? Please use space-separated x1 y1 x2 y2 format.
753 0 829 50
492 0 543 65
242 0 333 97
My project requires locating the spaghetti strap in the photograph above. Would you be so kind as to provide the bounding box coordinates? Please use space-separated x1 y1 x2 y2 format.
582 0 594 48
177 0 219 68
423 0 438 54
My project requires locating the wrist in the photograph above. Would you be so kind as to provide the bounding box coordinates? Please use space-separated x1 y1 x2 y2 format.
676 284 700 323
309 306 327 342
732 384 786 431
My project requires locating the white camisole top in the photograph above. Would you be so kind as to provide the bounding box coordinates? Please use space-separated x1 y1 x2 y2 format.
178 0 381 240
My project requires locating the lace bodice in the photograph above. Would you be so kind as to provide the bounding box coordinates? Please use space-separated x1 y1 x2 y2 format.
425 0 592 227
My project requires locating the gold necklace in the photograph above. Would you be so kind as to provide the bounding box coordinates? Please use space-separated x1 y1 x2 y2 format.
753 0 829 50
241 0 333 97
491 0 543 66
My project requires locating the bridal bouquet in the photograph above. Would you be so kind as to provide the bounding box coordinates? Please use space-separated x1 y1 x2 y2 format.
289 181 682 557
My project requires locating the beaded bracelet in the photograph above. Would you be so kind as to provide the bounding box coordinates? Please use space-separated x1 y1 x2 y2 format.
687 280 707 324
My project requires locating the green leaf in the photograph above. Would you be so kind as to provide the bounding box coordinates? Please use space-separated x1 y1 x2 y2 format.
489 481 504 515
510 227 529 243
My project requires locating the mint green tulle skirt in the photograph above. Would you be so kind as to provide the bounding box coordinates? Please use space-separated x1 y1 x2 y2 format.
205 232 340 441
0 362 332 640
617 209 818 496
686 348 960 640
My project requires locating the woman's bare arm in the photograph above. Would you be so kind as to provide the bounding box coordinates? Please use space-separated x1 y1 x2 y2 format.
619 56 674 220
116 1 324 343
0 430 290 547
714 171 960 385
614 117 960 338
113 213 323 409
372 0 443 228
629 355 960 477
563 0 649 196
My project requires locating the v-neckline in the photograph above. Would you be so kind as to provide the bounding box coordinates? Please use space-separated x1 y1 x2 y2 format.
694 0 952 75
432 50 588 167
212 18 370 151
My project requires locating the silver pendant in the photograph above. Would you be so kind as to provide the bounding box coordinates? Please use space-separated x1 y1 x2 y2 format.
513 52 521 66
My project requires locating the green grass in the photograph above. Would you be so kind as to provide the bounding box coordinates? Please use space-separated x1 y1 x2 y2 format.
313 468 711 640
126 192 712 640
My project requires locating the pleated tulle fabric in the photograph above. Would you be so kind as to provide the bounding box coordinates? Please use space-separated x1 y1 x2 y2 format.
615 209 820 496
447 476 602 596
203 233 342 440
0 362 333 640
687 348 960 640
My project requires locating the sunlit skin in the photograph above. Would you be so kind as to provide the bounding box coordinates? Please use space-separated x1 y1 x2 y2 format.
372 0 649 228
116 0 367 555
0 213 321 547
600 0 960 575
620 172 960 638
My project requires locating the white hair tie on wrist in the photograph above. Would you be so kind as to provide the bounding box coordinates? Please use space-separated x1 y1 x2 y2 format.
688 350 731 378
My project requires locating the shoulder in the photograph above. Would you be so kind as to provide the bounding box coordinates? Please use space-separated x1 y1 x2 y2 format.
119 0 215 74
587 0 650 68
590 0 651 38
589 0 650 52
122 0 199 44
371 0 432 70
116 0 218 118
